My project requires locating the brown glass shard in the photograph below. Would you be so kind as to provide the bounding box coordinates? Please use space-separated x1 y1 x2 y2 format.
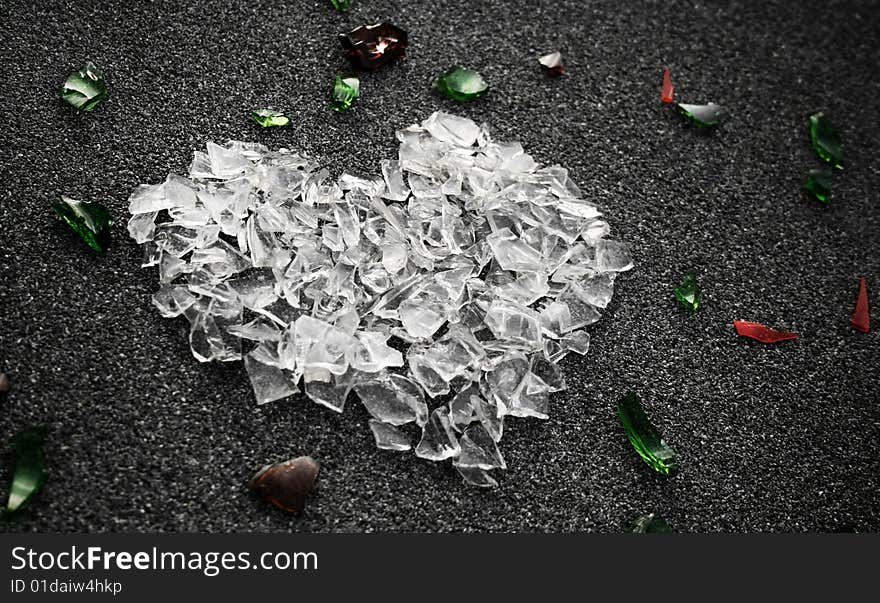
249 456 319 514
339 22 408 70
538 51 564 76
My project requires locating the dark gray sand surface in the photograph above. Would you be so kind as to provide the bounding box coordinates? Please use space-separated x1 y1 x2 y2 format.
1 0 878 531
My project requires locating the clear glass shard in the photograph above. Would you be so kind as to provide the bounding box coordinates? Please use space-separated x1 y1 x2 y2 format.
449 385 478 431
561 330 590 355
381 160 411 201
424 111 481 147
207 141 252 179
368 420 412 451
304 373 353 413
455 465 498 488
455 423 506 470
407 350 451 398
486 227 543 272
152 285 196 318
244 345 299 405
675 102 728 127
594 239 633 272
414 407 461 461
530 355 566 392
227 316 282 341
353 373 428 425
472 394 504 442
399 297 447 339
350 330 404 372
484 301 543 348
507 371 551 419
127 211 157 243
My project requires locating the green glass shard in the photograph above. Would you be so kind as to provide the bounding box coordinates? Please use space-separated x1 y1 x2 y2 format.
4 428 47 516
52 195 113 252
617 391 678 477
628 513 672 533
251 109 290 128
60 61 108 112
804 168 833 203
675 102 727 127
434 66 489 102
329 0 350 11
331 76 359 112
809 112 843 169
674 273 701 311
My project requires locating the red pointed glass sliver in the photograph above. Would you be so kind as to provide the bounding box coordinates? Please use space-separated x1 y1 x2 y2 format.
733 320 798 343
661 68 674 104
851 277 870 333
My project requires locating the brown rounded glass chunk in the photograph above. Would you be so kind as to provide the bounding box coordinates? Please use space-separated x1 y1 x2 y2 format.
339 22 408 70
249 456 319 514
538 51 564 76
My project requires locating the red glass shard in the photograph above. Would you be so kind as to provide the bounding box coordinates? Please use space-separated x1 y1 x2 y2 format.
851 277 870 333
733 320 798 343
661 68 674 104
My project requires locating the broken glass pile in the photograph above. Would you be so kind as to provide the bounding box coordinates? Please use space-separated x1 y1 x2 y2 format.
128 111 630 487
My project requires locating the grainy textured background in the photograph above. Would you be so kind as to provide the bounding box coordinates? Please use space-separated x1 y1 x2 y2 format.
1 0 878 533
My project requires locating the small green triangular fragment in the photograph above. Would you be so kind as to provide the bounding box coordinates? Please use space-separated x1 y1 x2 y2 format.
674 272 701 311
331 76 359 112
4 428 47 516
434 66 489 102
53 195 113 252
628 513 672 533
809 112 843 169
60 61 108 112
804 168 833 203
617 391 678 477
329 0 350 11
675 102 727 127
251 109 290 128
